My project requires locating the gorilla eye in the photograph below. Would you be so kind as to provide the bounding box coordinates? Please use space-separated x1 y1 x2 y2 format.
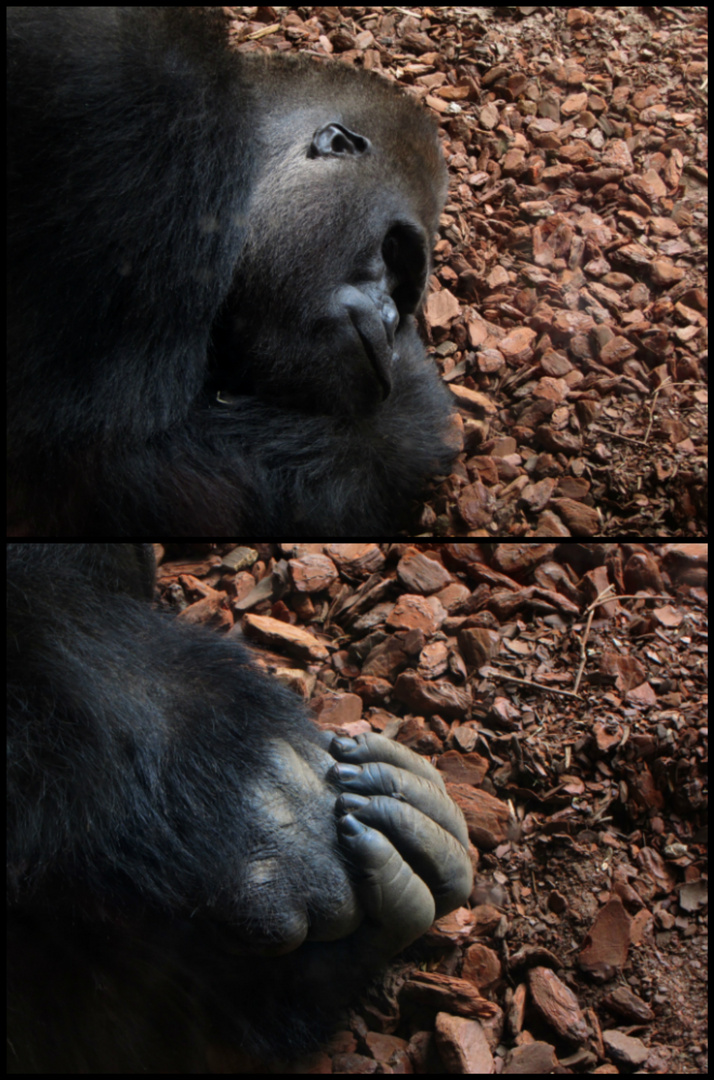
8 5 455 538
382 224 428 315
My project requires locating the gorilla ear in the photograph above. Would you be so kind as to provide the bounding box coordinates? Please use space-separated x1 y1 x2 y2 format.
309 123 371 159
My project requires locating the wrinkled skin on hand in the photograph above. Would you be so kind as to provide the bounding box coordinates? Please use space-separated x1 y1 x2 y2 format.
7 542 473 1070
330 732 473 957
232 730 472 959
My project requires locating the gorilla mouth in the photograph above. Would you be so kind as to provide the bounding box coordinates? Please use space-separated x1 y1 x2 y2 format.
335 283 398 401
8 5 452 537
354 323 393 400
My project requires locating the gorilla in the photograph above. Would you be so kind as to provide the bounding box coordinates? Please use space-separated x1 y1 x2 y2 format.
7 543 473 1073
7 8 456 538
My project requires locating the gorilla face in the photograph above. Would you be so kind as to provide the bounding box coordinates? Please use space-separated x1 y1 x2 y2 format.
211 58 447 416
7 9 456 536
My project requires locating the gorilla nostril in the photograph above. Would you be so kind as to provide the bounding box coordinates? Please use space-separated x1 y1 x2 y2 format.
308 121 372 159
8 5 455 538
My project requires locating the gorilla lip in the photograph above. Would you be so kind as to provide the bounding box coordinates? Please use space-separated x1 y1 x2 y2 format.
335 282 396 400
353 321 393 399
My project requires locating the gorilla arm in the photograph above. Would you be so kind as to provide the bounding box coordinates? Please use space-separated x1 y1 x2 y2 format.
6 540 472 1068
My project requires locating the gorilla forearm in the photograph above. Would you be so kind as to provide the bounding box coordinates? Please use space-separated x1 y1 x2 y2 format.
8 542 474 1071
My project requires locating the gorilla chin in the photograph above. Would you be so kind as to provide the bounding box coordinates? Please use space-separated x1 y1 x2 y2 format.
7 7 457 537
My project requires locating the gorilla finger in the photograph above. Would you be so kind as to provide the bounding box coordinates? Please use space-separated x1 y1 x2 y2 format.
331 758 469 850
337 813 435 953
303 895 364 944
331 732 446 789
339 794 473 918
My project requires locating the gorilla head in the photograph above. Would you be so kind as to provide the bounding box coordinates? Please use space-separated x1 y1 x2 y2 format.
212 54 447 417
7 8 456 536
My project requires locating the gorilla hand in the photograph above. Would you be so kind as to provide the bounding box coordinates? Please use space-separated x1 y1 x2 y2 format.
329 732 473 959
233 729 471 960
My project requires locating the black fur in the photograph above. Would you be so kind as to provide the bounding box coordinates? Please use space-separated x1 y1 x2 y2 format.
7 7 455 536
7 543 473 1071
